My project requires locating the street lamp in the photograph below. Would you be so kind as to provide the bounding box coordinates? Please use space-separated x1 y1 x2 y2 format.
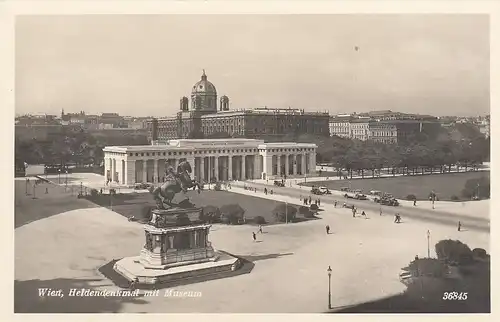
25 178 28 195
327 265 332 309
65 170 68 186
285 201 288 224
58 169 61 184
80 182 83 196
427 230 431 258
32 183 36 199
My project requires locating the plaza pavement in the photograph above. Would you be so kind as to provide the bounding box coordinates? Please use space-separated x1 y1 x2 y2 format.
15 175 489 313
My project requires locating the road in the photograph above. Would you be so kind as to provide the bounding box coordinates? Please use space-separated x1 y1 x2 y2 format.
230 181 489 232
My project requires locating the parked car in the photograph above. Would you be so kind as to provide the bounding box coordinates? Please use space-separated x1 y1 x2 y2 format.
370 190 382 196
353 189 368 200
273 180 285 187
340 187 349 192
311 187 323 195
318 186 332 194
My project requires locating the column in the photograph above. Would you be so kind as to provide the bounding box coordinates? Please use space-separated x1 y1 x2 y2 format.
228 155 233 180
142 160 148 183
153 159 158 183
275 155 280 176
126 160 135 185
207 157 211 183
309 152 316 175
285 154 290 176
292 155 297 175
253 155 259 179
214 156 219 180
301 154 306 175
264 155 273 179
200 157 205 183
241 155 246 180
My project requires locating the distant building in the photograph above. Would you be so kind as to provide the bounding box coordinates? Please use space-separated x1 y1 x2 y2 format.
369 122 398 144
329 115 353 138
147 71 330 141
349 118 371 141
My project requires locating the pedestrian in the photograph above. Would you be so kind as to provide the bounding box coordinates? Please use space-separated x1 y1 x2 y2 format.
100 188 103 194
326 225 330 234
309 196 312 204
379 207 382 216
318 199 321 206
458 221 461 231
252 232 257 242
315 199 318 205
334 201 337 208
361 211 366 218
270 189 273 195
264 188 268 195
259 224 263 233
45 187 48 194
413 199 417 206
352 208 356 218
300 195 302 201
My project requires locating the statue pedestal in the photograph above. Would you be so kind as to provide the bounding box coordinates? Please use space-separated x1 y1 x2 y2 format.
113 207 241 287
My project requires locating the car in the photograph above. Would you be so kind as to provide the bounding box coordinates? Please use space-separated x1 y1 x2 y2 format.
273 180 285 187
340 187 349 192
311 187 323 195
370 190 382 196
318 186 331 194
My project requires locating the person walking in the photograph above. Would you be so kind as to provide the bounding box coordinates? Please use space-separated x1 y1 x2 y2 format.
352 208 356 218
379 207 382 216
318 199 321 206
334 201 337 208
458 221 462 232
361 211 366 218
326 225 330 234
252 232 257 242
413 199 417 206
258 224 263 234
264 188 268 195
309 196 312 204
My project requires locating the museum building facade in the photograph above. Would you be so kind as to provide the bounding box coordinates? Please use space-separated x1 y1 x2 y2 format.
103 138 317 186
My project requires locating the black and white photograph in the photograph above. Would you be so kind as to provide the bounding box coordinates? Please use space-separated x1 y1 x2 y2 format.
10 4 492 315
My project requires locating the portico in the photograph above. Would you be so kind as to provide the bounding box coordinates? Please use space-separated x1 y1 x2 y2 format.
103 139 317 186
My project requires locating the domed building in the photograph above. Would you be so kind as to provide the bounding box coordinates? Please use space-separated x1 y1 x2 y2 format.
148 70 329 141
191 70 217 112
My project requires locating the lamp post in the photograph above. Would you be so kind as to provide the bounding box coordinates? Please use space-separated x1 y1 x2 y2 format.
58 169 61 184
80 182 83 196
65 170 68 186
32 183 36 199
427 230 431 258
327 265 332 309
25 178 28 195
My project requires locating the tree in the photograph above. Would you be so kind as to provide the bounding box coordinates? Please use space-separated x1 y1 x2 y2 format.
435 239 474 265
220 204 245 225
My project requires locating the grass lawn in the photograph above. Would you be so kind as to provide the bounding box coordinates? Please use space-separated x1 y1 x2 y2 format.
14 180 98 228
84 190 315 225
304 171 490 201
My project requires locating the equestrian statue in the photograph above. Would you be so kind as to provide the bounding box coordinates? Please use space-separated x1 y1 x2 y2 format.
148 160 200 210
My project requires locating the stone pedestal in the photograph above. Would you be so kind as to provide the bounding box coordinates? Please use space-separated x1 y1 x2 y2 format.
114 207 241 287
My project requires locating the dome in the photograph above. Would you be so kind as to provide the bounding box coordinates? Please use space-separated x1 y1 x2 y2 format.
191 70 217 95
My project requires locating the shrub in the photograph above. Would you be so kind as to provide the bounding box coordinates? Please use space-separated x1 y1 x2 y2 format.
303 211 315 218
451 195 460 201
214 182 222 191
461 176 490 199
200 205 221 223
472 248 488 259
310 204 319 211
254 216 266 225
272 203 297 223
435 239 474 265
298 206 310 215
220 204 245 225
90 189 98 197
141 206 153 222
407 258 447 278
406 194 417 201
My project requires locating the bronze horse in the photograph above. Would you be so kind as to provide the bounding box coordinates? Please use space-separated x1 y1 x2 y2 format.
149 161 199 209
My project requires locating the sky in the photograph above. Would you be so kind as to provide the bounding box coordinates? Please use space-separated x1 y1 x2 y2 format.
15 14 490 117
